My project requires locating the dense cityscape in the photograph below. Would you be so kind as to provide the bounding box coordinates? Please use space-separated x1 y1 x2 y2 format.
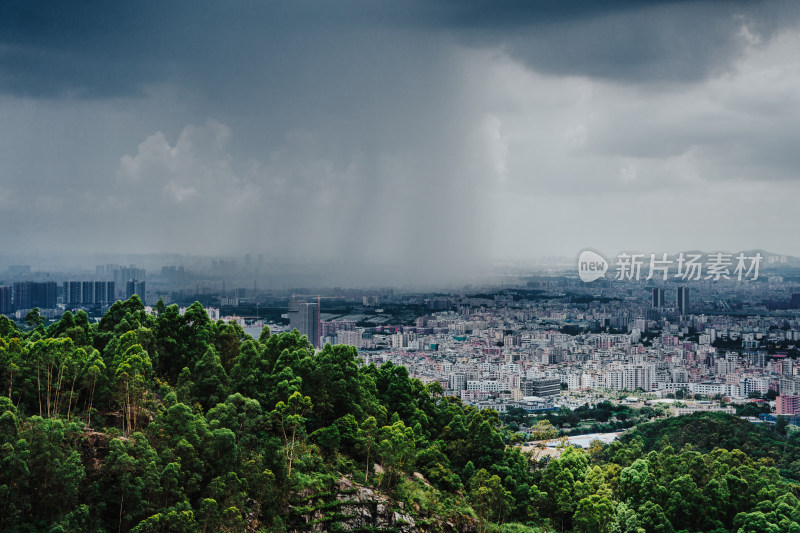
5 251 800 427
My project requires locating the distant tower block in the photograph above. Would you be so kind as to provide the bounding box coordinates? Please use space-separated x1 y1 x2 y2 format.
652 288 664 308
289 300 320 347
676 286 689 315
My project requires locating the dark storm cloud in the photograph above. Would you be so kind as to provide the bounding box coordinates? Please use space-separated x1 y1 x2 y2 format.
0 1 423 99
3 1 799 100
0 2 170 98
431 0 800 83
0 1 464 157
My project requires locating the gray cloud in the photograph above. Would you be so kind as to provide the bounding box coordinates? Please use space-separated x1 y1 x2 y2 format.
3 1 798 100
2 1 800 284
427 1 800 85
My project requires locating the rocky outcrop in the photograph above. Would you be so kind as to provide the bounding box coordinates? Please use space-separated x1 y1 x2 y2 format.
80 430 110 472
286 476 477 532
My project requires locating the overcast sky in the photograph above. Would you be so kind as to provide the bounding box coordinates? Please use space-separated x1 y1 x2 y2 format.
2 1 800 283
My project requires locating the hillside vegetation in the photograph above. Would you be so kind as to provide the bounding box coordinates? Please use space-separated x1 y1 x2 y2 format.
0 297 797 532
616 411 800 481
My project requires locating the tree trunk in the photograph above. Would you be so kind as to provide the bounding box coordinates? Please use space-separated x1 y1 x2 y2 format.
46 360 53 418
53 359 65 418
124 380 130 436
288 429 296 476
118 491 125 533
87 379 96 428
66 377 77 421
364 447 370 483
37 365 42 416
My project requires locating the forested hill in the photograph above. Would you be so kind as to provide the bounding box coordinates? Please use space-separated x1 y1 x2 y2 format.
615 412 800 481
0 297 799 532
